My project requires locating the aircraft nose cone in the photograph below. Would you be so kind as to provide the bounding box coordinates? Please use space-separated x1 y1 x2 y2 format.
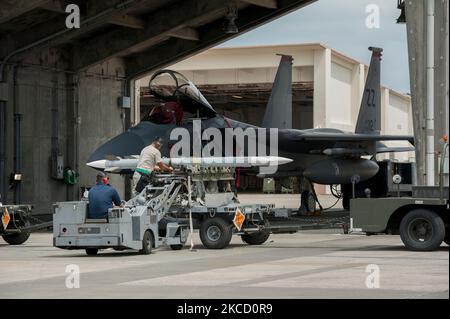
87 131 146 163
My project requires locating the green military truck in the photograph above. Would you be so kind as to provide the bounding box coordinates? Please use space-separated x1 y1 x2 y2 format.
350 142 449 251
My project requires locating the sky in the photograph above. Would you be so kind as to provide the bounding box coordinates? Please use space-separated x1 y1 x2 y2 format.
219 0 410 94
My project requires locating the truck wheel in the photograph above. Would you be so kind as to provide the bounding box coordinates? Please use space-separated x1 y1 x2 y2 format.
241 229 270 245
1 219 31 245
199 217 232 249
400 209 445 251
170 244 183 250
85 248 98 255
139 230 153 255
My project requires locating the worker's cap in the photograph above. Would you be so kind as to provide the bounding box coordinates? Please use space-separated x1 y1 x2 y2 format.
153 136 164 143
96 171 106 178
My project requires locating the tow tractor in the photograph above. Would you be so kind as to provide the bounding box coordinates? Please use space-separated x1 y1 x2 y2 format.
53 166 273 255
53 186 189 255
349 138 449 251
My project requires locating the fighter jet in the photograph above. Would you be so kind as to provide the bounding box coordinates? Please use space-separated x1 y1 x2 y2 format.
88 47 414 194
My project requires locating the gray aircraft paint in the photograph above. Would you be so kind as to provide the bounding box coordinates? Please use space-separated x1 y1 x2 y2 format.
355 47 382 135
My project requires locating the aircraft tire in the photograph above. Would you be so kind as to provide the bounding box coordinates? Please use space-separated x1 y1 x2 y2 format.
400 209 445 251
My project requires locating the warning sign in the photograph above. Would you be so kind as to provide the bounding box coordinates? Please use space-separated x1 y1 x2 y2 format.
1 208 11 230
233 208 245 231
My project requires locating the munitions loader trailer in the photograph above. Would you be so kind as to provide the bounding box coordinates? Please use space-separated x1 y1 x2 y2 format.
53 167 274 255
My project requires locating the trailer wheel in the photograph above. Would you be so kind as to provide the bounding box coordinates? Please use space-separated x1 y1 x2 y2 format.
241 229 270 245
2 231 31 245
2 219 31 245
85 248 98 255
170 244 183 250
139 230 153 255
400 209 445 251
199 217 232 249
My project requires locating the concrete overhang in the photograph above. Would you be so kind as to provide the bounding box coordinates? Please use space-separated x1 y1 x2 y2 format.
0 0 316 81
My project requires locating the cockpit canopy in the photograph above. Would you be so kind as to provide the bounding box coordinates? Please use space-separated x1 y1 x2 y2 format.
148 70 216 118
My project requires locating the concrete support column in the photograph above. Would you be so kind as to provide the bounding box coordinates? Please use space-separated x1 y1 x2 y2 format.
426 0 435 186
66 73 80 202
13 113 22 204
405 0 427 185
0 99 6 203
434 0 449 186
406 0 448 185
0 80 8 203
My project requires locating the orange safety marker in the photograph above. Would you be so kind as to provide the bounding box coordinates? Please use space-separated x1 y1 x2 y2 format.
233 208 245 231
1 207 11 230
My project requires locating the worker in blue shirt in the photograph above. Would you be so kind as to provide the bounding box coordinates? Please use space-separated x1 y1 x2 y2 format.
88 172 121 219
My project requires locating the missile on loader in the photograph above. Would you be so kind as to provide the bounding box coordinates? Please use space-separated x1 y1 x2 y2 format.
87 156 293 173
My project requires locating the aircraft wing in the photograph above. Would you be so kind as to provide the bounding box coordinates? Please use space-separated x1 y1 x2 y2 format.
283 131 415 156
376 141 415 153
293 133 415 145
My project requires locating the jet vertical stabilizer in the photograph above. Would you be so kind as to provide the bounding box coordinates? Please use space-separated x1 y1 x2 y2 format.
355 47 383 135
262 54 293 129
